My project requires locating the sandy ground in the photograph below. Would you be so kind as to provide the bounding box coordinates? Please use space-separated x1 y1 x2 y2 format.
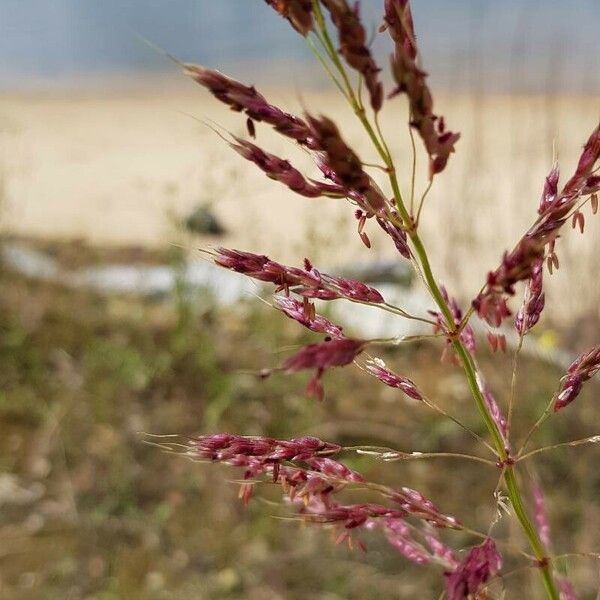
0 77 599 325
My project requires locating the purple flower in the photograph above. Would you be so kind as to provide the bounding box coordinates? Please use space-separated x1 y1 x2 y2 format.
264 0 314 36
184 64 318 147
445 538 502 600
532 483 552 548
478 380 509 442
229 136 345 198
558 577 578 600
306 113 388 213
475 124 600 328
320 0 383 111
515 258 545 335
539 164 560 214
212 248 385 303
383 0 459 177
283 338 366 372
365 359 423 401
377 214 411 259
383 518 431 564
273 296 345 338
554 344 600 411
390 487 459 529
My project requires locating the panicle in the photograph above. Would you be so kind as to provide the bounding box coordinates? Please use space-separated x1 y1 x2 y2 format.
283 338 366 401
444 538 502 600
475 123 600 328
562 124 600 199
192 433 341 461
473 237 547 327
229 136 345 198
425 530 459 569
390 486 459 529
212 248 385 303
515 258 545 335
532 483 552 548
307 113 388 213
273 295 345 338
383 518 431 565
283 338 366 372
554 344 600 412
377 214 411 259
431 286 476 354
264 0 314 35
184 64 318 147
320 0 383 111
478 379 509 442
538 164 560 214
383 0 459 177
558 577 578 600
365 359 423 401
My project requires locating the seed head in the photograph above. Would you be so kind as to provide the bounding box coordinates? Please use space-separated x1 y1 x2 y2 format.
229 136 345 198
558 577 578 600
307 113 388 212
273 296 344 338
532 483 552 548
321 0 383 111
445 538 502 600
383 0 459 177
264 0 314 36
184 64 318 147
476 123 600 327
554 344 600 411
365 359 423 401
284 338 366 372
515 258 545 335
213 248 384 303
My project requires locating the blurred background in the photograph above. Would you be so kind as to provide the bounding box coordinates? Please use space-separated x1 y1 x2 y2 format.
0 1 599 598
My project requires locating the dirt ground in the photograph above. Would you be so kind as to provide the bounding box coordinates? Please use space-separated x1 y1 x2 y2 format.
0 245 599 599
1 80 599 326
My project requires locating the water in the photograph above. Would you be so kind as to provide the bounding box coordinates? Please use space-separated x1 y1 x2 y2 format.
1 1 599 91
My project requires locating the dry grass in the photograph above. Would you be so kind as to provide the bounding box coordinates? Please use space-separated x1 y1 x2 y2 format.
0 241 599 598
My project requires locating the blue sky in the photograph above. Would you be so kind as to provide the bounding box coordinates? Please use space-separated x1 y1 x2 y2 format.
1 1 598 92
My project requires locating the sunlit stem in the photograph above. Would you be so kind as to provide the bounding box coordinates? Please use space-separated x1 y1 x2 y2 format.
507 334 525 435
311 4 559 596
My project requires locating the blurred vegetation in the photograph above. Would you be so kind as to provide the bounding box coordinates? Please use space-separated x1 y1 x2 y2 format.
0 241 598 599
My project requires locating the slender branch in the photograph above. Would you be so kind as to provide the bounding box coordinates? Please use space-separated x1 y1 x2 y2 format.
415 179 434 226
408 119 417 215
518 434 600 462
516 396 556 458
346 445 497 467
310 6 559 597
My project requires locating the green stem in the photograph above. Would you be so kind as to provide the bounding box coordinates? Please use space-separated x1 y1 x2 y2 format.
311 6 560 597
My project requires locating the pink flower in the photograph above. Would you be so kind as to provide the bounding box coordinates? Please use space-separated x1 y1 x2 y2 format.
320 0 383 111
213 248 385 304
365 359 423 401
532 483 552 548
383 0 459 177
264 0 314 36
229 136 345 198
554 344 600 411
273 296 344 338
445 538 502 600
515 258 545 335
284 338 366 372
184 63 318 147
